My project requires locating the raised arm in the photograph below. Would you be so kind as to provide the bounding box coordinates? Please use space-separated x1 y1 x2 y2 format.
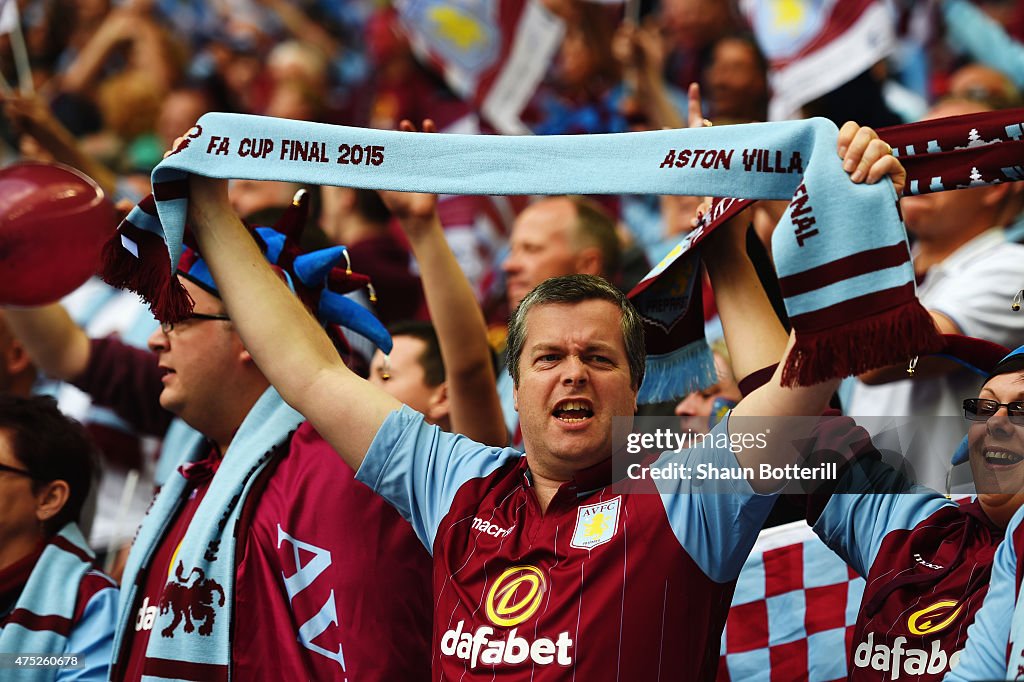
4 302 172 435
700 121 904 473
709 118 906 389
2 94 117 197
701 206 841 485
377 120 507 446
700 207 789 383
255 0 341 61
942 0 1024 91
843 121 955 386
3 304 91 381
612 19 685 130
59 8 174 96
186 175 401 470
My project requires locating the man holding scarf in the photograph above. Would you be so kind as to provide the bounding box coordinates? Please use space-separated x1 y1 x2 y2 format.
6 201 434 680
170 119 902 678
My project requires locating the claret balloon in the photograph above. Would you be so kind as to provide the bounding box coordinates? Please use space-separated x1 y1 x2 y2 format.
0 162 114 305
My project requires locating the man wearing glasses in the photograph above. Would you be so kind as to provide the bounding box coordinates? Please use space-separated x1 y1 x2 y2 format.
3 211 433 681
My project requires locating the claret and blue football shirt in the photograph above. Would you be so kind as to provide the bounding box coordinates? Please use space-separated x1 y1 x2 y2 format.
357 405 777 679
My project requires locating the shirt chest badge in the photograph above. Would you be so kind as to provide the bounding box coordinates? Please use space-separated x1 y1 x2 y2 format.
570 496 621 550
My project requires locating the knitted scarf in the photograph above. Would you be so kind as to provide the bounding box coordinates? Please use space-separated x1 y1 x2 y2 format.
1010 536 1024 680
0 523 98 682
102 112 948 396
111 193 393 357
630 106 1024 401
112 387 303 680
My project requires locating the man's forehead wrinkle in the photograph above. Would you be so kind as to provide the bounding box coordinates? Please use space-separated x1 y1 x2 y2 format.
528 339 619 353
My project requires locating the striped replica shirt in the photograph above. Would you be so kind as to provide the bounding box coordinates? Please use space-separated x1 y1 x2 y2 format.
815 493 999 681
0 535 119 682
795 414 1002 681
796 414 1003 681
944 504 1024 682
357 406 777 679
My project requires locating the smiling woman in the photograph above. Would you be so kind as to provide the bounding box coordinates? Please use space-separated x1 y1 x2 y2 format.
945 356 1024 681
966 349 1024 527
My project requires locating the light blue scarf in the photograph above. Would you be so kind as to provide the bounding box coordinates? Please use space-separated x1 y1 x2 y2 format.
0 523 101 682
112 387 303 680
102 113 941 391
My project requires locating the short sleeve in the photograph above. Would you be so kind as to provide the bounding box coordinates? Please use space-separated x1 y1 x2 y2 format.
656 415 779 583
356 406 522 552
813 466 954 577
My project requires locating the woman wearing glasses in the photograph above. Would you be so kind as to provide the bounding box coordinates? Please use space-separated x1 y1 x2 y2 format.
939 352 1024 682
0 395 118 681
697 127 1024 679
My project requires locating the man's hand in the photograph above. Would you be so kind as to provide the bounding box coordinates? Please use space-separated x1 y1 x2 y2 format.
3 93 118 194
187 175 233 232
376 119 440 237
168 132 402 472
684 82 705 129
658 83 708 237
92 9 139 47
374 122 504 445
166 133 233 228
838 121 906 195
3 94 63 147
692 198 751 247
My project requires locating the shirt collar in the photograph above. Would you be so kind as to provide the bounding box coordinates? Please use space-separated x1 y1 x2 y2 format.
519 455 619 498
177 444 224 488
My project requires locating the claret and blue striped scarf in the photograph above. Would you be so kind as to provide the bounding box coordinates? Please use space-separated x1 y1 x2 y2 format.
0 523 108 681
102 109 1024 409
627 106 1024 400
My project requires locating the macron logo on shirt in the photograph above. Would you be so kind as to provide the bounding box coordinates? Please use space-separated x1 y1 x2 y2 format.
472 517 514 538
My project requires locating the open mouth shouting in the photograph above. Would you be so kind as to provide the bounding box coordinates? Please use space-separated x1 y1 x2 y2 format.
553 398 594 424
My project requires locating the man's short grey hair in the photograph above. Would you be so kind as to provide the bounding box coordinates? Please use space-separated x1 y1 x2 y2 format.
506 274 646 390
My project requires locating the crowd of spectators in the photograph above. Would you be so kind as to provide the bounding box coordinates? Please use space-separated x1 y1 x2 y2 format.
2 0 1024 680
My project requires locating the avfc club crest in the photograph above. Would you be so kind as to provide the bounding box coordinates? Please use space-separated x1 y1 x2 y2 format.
570 496 621 550
746 0 833 61
399 0 500 78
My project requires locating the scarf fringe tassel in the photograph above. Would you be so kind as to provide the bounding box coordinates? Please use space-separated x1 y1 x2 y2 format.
638 340 717 405
100 228 194 322
781 301 944 387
